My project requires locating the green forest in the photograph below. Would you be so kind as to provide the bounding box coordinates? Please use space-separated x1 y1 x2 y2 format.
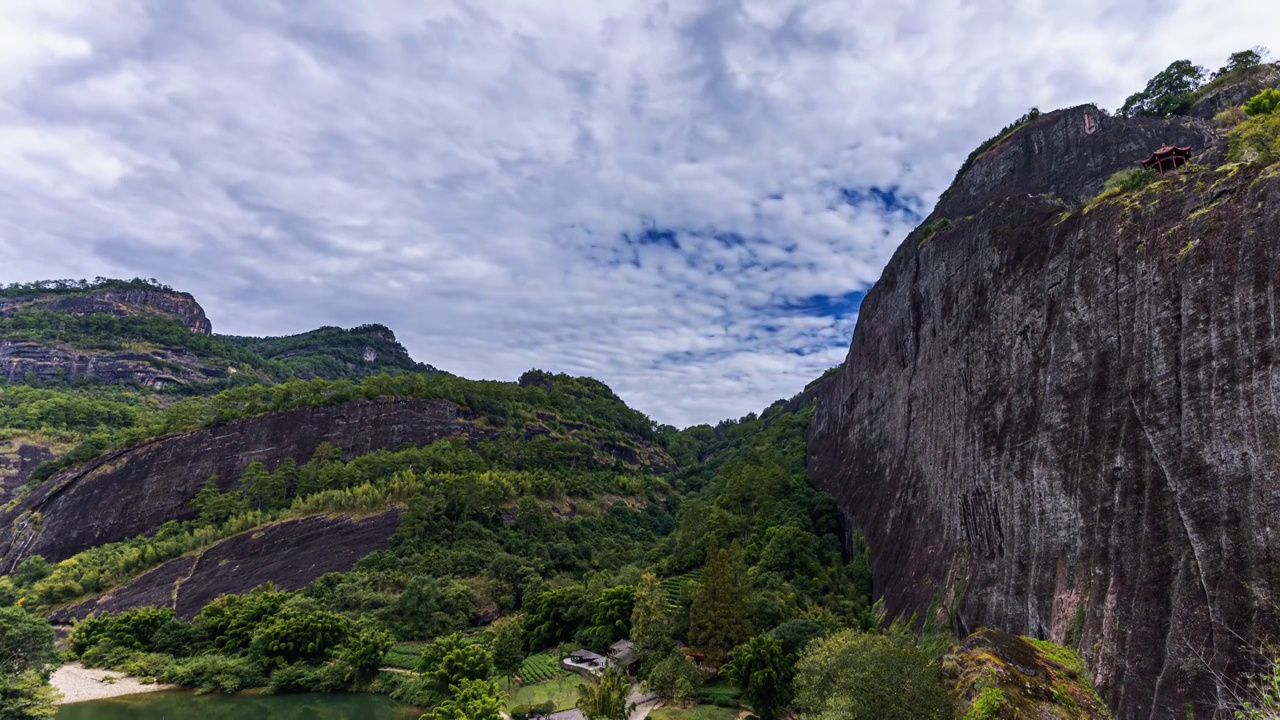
0 349 965 720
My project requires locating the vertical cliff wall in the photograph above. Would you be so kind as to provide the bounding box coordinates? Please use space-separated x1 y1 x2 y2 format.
807 106 1279 719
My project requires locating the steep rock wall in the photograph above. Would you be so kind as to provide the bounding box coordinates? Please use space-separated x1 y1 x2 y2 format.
0 397 462 571
0 288 212 334
49 510 401 621
808 110 1279 719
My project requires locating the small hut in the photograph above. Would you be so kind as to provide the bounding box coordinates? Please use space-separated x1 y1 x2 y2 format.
1140 145 1192 174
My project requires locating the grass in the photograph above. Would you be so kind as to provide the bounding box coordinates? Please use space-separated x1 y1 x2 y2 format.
504 674 580 712
697 677 740 703
648 707 740 720
382 643 423 671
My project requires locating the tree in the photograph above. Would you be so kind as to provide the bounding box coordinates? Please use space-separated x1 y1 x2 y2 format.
418 633 494 692
1212 47 1269 80
644 650 699 702
488 615 526 685
629 573 673 665
767 618 825 656
0 672 59 720
725 635 793 720
338 626 394 682
273 457 299 499
524 586 593 650
688 543 754 665
577 666 635 720
0 608 59 719
1119 59 1206 117
249 608 351 670
10 557 51 589
581 585 635 650
0 607 57 676
421 678 505 720
793 630 953 720
191 476 250 526
242 461 287 511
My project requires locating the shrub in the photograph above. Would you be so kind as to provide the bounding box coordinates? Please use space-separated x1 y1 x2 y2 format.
1228 112 1280 165
249 608 351 670
793 630 953 720
1215 106 1248 130
1103 168 1158 193
69 608 180 655
266 660 354 693
1244 88 1280 116
161 654 265 694
511 701 556 719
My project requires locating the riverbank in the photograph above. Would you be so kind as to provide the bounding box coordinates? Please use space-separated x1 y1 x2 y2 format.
50 662 175 705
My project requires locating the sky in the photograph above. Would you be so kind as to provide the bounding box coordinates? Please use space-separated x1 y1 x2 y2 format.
0 1 1275 426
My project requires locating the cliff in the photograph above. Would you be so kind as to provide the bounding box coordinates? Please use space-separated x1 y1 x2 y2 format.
0 286 224 387
0 397 463 571
0 287 212 334
47 510 402 622
808 106 1280 718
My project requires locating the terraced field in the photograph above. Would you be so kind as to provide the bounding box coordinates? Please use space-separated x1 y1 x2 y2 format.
660 569 703 608
382 643 423 670
517 652 562 683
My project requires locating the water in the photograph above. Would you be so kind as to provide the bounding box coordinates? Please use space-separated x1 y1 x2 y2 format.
56 691 418 720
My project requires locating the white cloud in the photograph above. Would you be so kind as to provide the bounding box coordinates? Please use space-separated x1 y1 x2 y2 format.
0 0 1275 425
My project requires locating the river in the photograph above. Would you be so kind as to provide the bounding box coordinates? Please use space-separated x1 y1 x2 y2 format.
55 691 418 720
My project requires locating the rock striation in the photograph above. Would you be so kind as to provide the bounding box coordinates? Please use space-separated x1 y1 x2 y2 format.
0 397 463 571
808 104 1280 719
49 510 402 621
0 288 212 334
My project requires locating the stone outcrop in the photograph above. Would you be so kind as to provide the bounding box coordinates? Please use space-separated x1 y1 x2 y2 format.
0 288 212 334
1188 66 1280 120
0 339 226 387
0 397 463 571
49 510 401 621
0 438 56 504
0 287 221 386
942 629 1110 719
935 105 1215 221
808 105 1280 719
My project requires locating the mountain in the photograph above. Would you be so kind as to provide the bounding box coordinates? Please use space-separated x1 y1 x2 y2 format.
808 74 1280 718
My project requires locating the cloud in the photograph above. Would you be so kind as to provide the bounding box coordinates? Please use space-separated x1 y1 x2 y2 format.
0 0 1274 425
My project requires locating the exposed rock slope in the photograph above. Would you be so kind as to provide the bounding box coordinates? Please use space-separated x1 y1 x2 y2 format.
0 287 212 334
808 105 1279 718
0 397 462 571
0 287 223 386
48 510 402 621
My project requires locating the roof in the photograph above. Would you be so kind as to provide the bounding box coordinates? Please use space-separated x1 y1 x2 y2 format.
568 649 606 662
608 639 635 664
609 639 635 652
1140 145 1193 171
548 711 585 720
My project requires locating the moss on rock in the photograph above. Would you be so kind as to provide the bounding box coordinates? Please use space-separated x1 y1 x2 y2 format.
942 628 1110 719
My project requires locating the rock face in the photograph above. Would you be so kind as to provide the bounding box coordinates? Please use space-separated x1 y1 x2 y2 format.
1188 66 1280 120
935 105 1214 221
49 510 402 621
808 105 1280 719
0 288 212 334
942 629 1110 719
0 439 56 503
0 397 462 571
0 339 225 387
0 287 220 386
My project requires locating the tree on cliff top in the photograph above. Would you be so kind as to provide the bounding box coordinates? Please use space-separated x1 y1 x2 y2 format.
1120 59 1206 117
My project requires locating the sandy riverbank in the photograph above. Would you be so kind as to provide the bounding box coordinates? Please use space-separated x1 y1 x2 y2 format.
50 662 176 705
